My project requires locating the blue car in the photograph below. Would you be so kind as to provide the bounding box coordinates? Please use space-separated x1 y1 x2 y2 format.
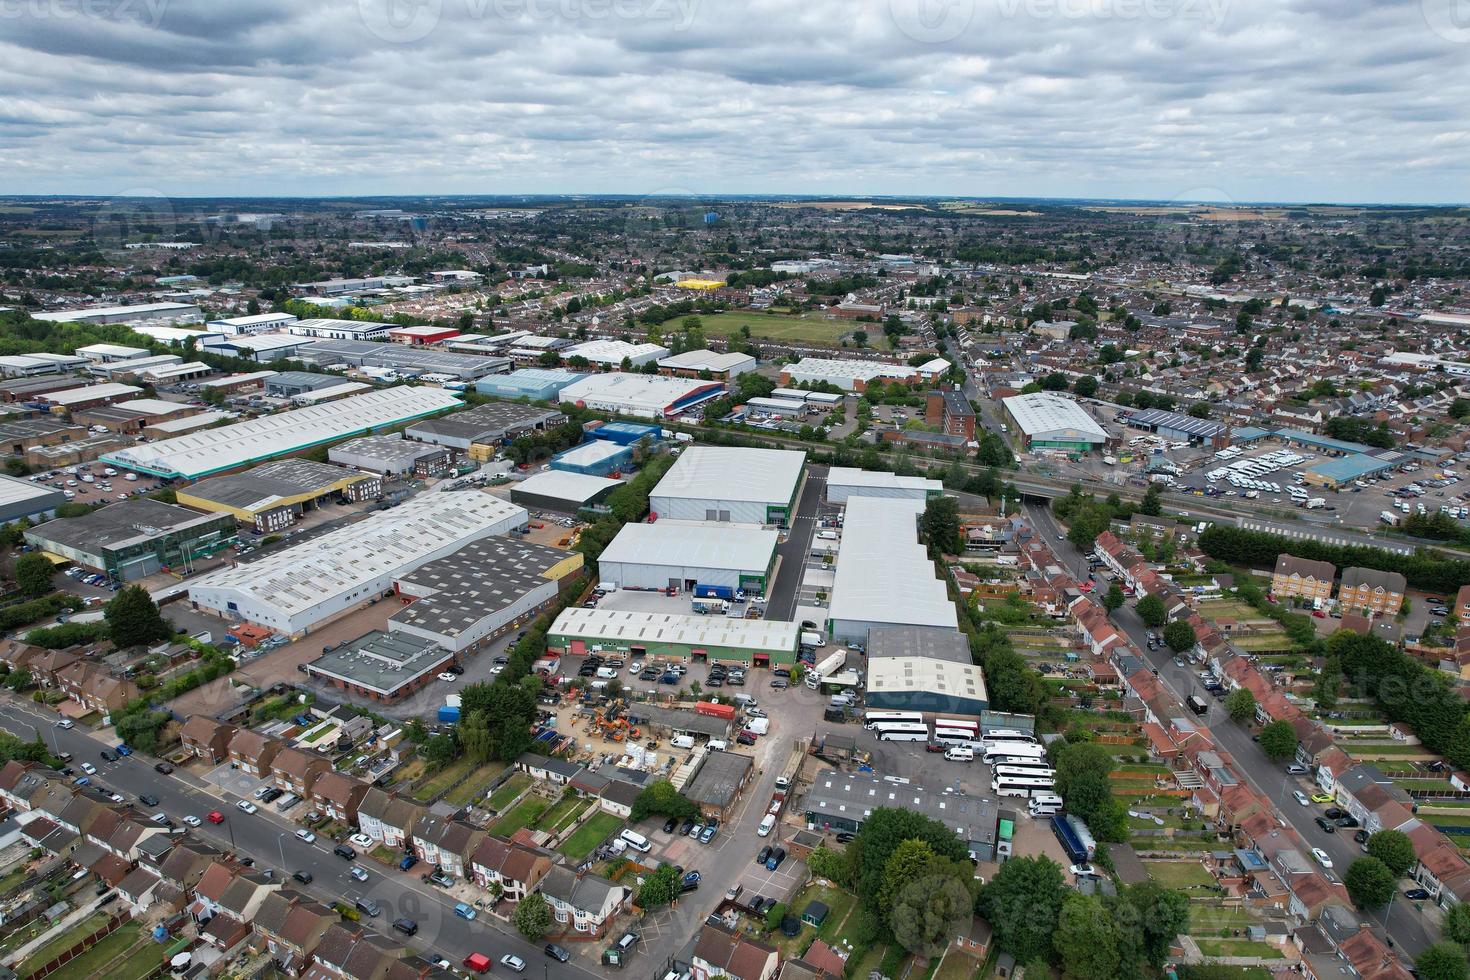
73 776 90 786
700 822 718 844
399 854 418 871
115 744 131 756
659 673 679 684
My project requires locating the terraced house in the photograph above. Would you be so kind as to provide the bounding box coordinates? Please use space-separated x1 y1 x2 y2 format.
1336 566 1406 616
1270 554 1336 605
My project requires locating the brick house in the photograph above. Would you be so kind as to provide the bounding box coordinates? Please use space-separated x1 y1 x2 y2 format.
228 730 282 777
270 747 331 797
180 716 237 764
1337 567 1407 616
1270 554 1335 605
537 865 628 939
410 815 483 879
356 788 424 849
56 662 138 715
469 834 554 903
690 921 780 980
310 772 369 826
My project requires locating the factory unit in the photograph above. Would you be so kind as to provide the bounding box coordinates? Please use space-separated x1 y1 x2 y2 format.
557 373 724 419
475 368 588 402
290 337 510 380
25 498 238 582
208 313 300 335
744 396 807 417
0 474 66 524
546 608 799 667
779 356 939 392
650 446 805 526
100 386 462 480
25 434 131 469
804 770 998 860
405 402 566 453
200 333 312 362
510 471 623 513
35 302 201 325
287 318 392 341
1121 408 1228 447
185 491 526 636
0 419 88 455
196 371 277 395
0 354 82 377
826 496 958 645
563 339 669 368
265 372 350 398
824 467 943 504
585 421 663 446
387 536 584 653
770 387 845 408
131 325 225 348
143 412 234 439
176 458 383 533
77 344 151 364
329 434 452 477
388 325 460 346
1000 392 1108 452
864 627 988 716
71 398 204 434
595 521 778 595
0 375 94 403
549 440 634 477
656 348 757 380
87 355 184 381
141 361 212 384
37 383 144 413
304 631 455 703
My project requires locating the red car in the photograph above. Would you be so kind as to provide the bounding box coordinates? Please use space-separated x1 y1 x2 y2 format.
206 811 226 824
1311 610 1326 618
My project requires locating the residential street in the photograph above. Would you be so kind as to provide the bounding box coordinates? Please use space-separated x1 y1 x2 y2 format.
1025 502 1440 961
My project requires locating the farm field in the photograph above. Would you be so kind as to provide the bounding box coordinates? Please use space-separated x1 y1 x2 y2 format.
662 311 849 344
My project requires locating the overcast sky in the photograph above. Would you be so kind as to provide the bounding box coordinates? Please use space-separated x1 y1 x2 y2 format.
1 0 1467 203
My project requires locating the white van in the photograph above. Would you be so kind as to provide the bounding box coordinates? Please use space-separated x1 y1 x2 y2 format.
670 734 695 749
595 667 619 679
815 530 838 541
757 814 776 837
619 829 651 853
707 739 728 752
943 746 974 762
1028 794 1063 816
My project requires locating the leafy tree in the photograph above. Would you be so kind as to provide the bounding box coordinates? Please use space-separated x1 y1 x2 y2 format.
1258 720 1298 761
1441 900 1470 945
920 496 960 554
5 669 33 691
977 855 1067 964
975 431 1014 469
115 708 171 754
630 779 698 822
422 732 458 768
459 710 492 764
1136 593 1167 627
850 808 971 921
1139 483 1162 517
1365 829 1416 878
512 894 553 940
1162 620 1195 652
1188 402 1211 419
1225 688 1257 722
890 871 973 957
1053 742 1127 841
1414 944 1469 980
1102 583 1124 612
1120 880 1190 971
104 586 172 649
807 844 851 886
1072 376 1098 398
14 553 54 598
635 865 680 909
1345 857 1397 908
764 901 788 932
1055 892 1121 980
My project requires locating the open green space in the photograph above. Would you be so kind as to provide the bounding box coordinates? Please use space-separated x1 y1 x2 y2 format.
542 796 593 835
16 911 113 967
1231 634 1293 652
1143 861 1216 889
110 941 168 980
486 772 531 812
1188 904 1263 935
559 811 624 861
933 952 985 980
445 763 509 807
0 864 31 897
1194 939 1284 959
412 757 479 801
661 311 850 344
1342 743 1433 756
491 796 550 837
21 922 144 980
1135 836 1223 854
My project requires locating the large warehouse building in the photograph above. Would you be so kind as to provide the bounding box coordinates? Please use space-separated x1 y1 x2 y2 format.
826 496 958 644
25 498 238 581
1000 393 1108 452
557 373 724 419
596 521 777 595
546 608 799 667
474 368 587 402
405 402 565 453
387 536 583 652
779 356 946 392
0 475 66 524
825 467 942 505
100 386 462 480
185 492 526 635
176 459 383 532
510 471 623 512
650 446 805 526
864 627 988 717
328 434 451 477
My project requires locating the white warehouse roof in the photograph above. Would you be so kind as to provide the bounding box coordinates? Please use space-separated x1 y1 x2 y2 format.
827 467 942 495
557 372 722 417
867 657 988 703
512 470 622 504
550 607 798 652
651 446 806 504
99 385 462 479
827 496 958 634
656 349 756 373
564 340 669 365
1001 392 1107 443
187 491 525 626
600 521 777 571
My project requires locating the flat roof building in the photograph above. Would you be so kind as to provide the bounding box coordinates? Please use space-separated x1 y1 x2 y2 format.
208 313 299 335
200 333 312 362
827 496 958 644
1122 408 1228 444
825 467 942 504
0 474 66 524
304 631 455 702
657 348 757 379
25 498 237 581
388 536 583 652
549 440 634 477
563 339 669 368
510 471 623 513
264 372 349 398
77 344 151 363
101 386 462 480
557 373 723 419
650 446 806 526
780 357 936 392
186 491 526 635
36 302 201 325
38 383 144 411
405 402 565 452
329 433 452 477
597 521 778 595
547 608 799 667
804 769 999 860
475 369 588 402
682 750 755 819
1001 393 1108 452
287 318 391 341
291 337 510 380
865 627 988 716
176 459 383 532
144 411 233 438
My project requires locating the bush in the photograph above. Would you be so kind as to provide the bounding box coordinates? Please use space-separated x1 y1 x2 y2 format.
25 621 109 649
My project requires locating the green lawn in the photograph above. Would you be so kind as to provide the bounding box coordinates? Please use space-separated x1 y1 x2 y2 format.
1136 836 1223 854
1194 939 1284 959
445 763 509 807
1143 861 1216 889
1343 743 1433 756
0 863 30 897
1179 967 1274 980
932 952 984 980
21 923 144 980
486 773 531 812
542 796 592 835
1188 904 1263 935
491 797 550 836
110 941 168 980
559 811 623 861
18 911 114 967
412 757 479 801
662 311 850 344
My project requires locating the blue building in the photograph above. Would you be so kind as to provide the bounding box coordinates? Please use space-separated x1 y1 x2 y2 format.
475 368 587 402
550 440 635 477
589 421 663 446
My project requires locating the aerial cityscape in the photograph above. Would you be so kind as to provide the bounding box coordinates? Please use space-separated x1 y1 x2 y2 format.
0 4 1468 980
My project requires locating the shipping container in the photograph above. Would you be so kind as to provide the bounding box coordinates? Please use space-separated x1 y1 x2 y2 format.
695 700 736 720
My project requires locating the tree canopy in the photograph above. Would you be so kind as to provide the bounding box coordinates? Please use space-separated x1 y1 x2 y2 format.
105 586 172 649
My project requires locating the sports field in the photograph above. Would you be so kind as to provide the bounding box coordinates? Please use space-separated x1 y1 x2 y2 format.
662 311 850 344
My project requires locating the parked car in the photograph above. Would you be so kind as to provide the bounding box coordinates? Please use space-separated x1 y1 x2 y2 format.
1405 888 1431 901
333 844 357 859
663 817 679 833
500 955 526 972
139 794 159 806
293 871 314 884
207 811 225 824
1314 816 1336 833
154 762 174 774
236 800 258 814
544 944 570 964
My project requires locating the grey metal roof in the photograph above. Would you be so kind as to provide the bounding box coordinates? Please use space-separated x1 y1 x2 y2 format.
306 630 451 696
184 458 373 512
27 497 227 552
390 536 573 637
867 627 972 665
683 750 754 808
